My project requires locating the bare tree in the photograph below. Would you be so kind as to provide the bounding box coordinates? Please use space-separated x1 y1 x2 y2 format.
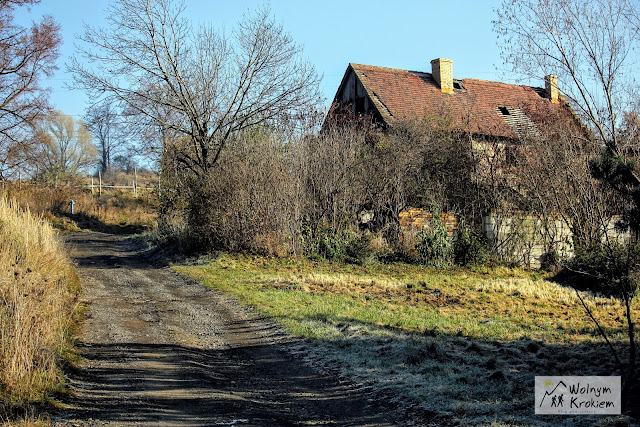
70 0 321 178
31 110 97 182
0 0 61 178
494 0 639 399
494 0 639 150
513 104 621 249
84 100 128 175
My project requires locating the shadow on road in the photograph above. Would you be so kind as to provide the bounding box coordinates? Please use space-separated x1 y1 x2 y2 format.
57 232 409 426
62 341 393 426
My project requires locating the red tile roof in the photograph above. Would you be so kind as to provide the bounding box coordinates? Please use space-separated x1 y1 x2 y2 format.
347 63 566 139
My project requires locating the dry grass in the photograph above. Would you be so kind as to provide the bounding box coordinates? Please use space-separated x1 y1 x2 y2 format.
97 170 159 188
0 197 79 417
475 276 606 306
264 271 595 307
2 182 157 233
1 413 50 426
263 272 405 296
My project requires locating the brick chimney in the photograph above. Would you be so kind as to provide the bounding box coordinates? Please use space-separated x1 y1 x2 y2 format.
545 74 559 103
431 58 454 94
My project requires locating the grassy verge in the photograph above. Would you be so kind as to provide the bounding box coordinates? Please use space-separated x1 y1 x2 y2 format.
0 197 80 422
2 183 157 233
175 254 638 426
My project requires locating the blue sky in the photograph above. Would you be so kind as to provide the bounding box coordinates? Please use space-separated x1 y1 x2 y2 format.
15 0 524 120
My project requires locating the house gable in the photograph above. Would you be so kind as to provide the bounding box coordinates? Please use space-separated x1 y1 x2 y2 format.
331 64 388 125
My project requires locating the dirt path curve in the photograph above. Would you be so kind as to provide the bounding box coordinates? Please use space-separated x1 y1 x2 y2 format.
53 232 410 426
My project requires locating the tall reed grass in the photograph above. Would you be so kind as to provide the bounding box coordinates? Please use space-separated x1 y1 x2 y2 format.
0 197 79 412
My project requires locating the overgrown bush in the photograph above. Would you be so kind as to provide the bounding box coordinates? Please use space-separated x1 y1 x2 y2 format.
453 222 488 267
301 224 372 264
162 132 304 256
151 212 198 255
560 241 640 299
156 114 509 262
539 249 560 272
557 240 639 399
415 213 452 267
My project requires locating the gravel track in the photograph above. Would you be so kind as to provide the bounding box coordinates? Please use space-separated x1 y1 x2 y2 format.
53 232 410 426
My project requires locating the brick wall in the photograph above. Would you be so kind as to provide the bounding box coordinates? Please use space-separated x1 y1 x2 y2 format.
398 208 458 237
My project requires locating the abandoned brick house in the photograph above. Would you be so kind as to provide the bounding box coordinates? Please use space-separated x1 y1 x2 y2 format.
326 58 585 266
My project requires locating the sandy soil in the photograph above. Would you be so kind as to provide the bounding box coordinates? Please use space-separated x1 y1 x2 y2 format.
52 233 418 426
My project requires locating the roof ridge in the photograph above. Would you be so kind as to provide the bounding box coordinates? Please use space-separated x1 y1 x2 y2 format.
350 63 410 73
350 63 543 90
462 77 542 90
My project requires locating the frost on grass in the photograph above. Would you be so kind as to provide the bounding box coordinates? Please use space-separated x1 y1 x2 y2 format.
293 324 627 426
180 256 637 426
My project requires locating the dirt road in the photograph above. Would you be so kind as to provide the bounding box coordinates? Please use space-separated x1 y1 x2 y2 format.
53 233 410 426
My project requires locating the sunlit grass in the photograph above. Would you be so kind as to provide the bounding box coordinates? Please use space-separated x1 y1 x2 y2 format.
176 253 638 426
2 182 157 232
0 197 79 417
176 253 636 344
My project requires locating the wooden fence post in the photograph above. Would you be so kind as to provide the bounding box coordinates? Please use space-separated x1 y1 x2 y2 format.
99 171 102 196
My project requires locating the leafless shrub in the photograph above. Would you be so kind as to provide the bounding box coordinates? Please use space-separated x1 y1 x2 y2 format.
179 131 303 255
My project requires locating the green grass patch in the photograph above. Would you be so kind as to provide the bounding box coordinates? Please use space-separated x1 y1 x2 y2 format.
175 253 636 344
175 253 638 426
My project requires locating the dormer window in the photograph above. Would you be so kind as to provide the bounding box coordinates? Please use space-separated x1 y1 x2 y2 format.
498 106 510 116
